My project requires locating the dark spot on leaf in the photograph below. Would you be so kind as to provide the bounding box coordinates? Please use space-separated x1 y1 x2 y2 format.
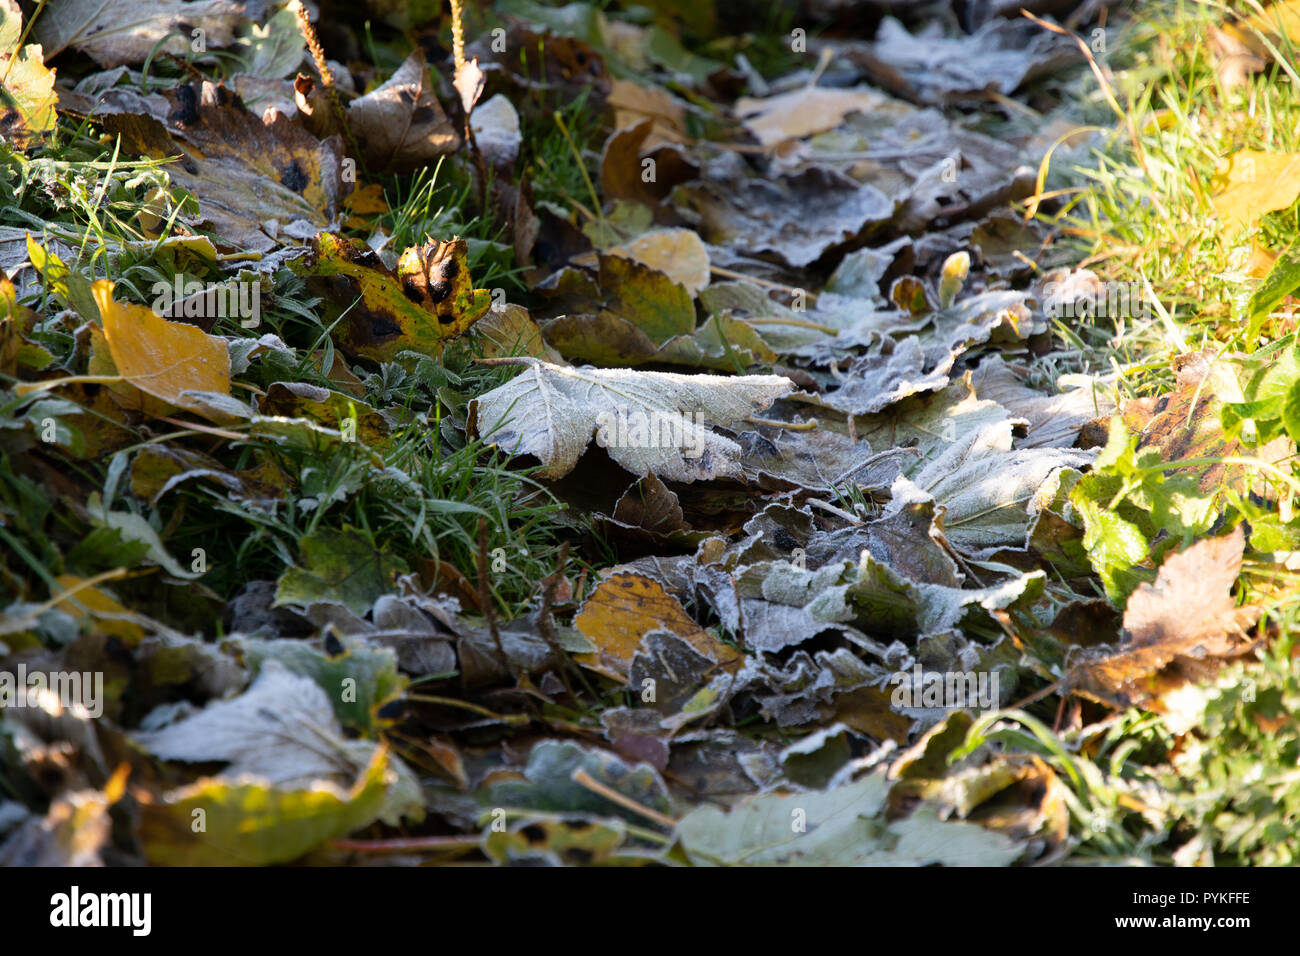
376 699 404 720
520 824 547 844
169 85 201 127
369 312 402 337
437 308 455 324
323 632 344 656
562 847 594 864
281 161 309 193
401 278 425 303
428 279 451 304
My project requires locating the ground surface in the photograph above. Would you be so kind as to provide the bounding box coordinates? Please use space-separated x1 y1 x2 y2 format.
2 0 1300 866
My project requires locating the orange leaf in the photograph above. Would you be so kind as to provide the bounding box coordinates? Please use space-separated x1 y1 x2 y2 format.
573 572 742 681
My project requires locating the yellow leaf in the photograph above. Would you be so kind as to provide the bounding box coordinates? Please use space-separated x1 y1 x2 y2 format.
1211 150 1300 233
573 572 742 681
605 228 711 297
53 574 145 646
91 279 232 420
295 233 490 362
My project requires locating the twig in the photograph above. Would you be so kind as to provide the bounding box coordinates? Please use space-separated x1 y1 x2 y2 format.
570 768 678 829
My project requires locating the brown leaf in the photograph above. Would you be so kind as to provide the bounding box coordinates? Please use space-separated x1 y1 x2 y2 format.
1067 527 1259 707
102 81 346 252
348 51 460 174
1123 350 1290 495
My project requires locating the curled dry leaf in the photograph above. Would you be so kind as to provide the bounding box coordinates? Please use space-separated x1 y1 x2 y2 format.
347 51 460 174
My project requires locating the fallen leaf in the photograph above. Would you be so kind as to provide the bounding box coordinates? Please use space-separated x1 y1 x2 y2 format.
93 279 233 420
274 526 410 616
1212 150 1300 233
471 357 793 480
604 228 710 297
847 16 1080 106
294 233 491 361
573 572 741 681
0 0 56 149
1068 527 1259 707
102 81 346 252
348 50 460 173
35 0 243 68
735 86 891 147
674 772 1023 865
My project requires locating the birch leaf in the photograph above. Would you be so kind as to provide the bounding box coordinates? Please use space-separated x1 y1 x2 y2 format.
471 358 793 481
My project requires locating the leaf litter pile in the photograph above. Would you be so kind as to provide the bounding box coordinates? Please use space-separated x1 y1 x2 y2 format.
3 0 1300 866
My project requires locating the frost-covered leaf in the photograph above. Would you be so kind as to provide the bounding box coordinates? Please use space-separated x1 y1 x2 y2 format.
898 418 1094 558
673 159 893 269
969 356 1115 449
35 0 244 68
471 357 793 480
675 772 1022 865
849 17 1080 106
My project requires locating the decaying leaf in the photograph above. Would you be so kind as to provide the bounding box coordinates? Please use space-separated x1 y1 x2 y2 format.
471 357 793 480
102 82 346 252
1068 527 1260 707
294 233 491 361
0 0 56 149
572 571 741 680
347 50 460 174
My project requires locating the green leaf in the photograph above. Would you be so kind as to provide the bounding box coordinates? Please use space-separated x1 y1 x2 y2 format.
138 745 395 866
1246 247 1300 340
274 526 408 615
1282 378 1300 445
240 634 406 732
674 773 1024 866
